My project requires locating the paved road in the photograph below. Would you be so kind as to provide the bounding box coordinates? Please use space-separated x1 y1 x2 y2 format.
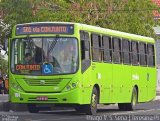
0 100 160 121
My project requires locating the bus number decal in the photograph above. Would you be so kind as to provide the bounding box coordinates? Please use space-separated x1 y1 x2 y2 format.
23 27 32 33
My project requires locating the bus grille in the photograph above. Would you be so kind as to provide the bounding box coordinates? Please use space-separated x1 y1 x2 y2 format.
25 79 61 86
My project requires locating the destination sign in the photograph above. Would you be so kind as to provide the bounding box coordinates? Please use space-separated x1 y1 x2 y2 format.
16 24 74 35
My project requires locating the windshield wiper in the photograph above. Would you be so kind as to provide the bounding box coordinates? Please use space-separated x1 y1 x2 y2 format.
47 35 59 54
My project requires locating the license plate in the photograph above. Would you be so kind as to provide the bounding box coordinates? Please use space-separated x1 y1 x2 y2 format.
37 96 48 101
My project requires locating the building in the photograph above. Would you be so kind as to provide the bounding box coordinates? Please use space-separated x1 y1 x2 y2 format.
152 0 160 18
152 0 160 92
152 0 160 66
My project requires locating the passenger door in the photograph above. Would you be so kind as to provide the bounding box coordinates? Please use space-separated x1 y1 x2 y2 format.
101 35 113 103
91 34 104 102
80 31 92 104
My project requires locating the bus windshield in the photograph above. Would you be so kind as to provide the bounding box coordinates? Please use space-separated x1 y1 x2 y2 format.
11 37 78 75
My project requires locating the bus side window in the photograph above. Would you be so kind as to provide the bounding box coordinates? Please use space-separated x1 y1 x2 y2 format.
112 37 121 63
147 44 155 67
91 34 101 62
131 41 139 65
139 42 147 66
80 31 91 73
122 39 131 64
102 36 112 62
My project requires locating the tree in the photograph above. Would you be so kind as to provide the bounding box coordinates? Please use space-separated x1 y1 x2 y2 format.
0 0 159 39
0 0 33 24
0 0 33 42
0 57 8 74
105 0 157 37
68 0 157 38
30 0 71 22
0 19 10 44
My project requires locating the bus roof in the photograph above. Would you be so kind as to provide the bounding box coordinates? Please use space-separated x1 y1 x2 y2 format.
15 22 155 43
79 23 155 43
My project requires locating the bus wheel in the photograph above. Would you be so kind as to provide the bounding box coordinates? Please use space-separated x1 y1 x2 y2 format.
118 103 127 111
27 104 39 113
118 87 137 111
84 87 98 115
74 105 84 113
127 87 138 111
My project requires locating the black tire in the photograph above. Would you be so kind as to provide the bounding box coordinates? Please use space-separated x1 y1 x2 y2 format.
118 87 137 111
84 87 98 115
126 87 138 111
27 104 39 113
74 105 85 113
118 103 127 111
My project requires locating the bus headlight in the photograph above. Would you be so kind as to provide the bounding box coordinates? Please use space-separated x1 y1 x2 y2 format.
11 83 23 91
64 82 78 92
72 83 77 88
66 85 71 91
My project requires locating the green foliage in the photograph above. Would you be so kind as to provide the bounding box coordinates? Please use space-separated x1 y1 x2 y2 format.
66 0 157 38
1 0 33 24
0 0 158 38
106 0 156 37
0 55 8 74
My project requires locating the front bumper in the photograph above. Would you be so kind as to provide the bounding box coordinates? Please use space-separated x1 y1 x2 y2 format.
9 87 81 104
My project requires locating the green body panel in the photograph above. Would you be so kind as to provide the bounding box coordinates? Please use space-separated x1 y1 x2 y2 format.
147 67 157 101
9 22 156 105
100 64 113 103
80 66 93 104
137 67 148 102
112 64 132 103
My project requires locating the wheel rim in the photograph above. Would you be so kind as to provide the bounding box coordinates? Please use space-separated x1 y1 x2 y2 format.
132 91 137 106
91 93 97 109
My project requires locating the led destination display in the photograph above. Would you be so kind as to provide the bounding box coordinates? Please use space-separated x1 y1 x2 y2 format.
16 24 74 35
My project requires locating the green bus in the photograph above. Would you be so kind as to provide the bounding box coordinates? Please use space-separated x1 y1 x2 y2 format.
8 22 156 115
